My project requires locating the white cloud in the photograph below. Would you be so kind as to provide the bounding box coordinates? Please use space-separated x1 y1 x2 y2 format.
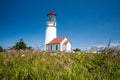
110 43 120 47
97 45 106 48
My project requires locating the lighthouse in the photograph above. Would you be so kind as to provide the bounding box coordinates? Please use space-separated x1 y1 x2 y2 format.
45 11 72 52
45 11 57 50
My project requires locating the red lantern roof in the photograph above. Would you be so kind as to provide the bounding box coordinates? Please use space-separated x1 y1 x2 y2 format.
47 11 56 16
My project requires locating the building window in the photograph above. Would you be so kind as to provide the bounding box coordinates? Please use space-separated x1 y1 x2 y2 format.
56 45 58 50
51 45 52 50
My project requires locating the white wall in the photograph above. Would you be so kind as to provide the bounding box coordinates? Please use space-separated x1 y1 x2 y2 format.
46 44 60 51
45 27 56 45
60 37 72 52
60 37 67 51
66 42 72 52
46 37 72 52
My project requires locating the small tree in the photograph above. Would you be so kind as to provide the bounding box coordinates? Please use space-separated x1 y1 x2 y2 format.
28 46 32 50
73 48 81 52
0 46 3 52
12 39 27 50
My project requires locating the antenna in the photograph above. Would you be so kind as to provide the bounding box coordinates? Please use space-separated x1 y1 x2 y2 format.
107 39 111 49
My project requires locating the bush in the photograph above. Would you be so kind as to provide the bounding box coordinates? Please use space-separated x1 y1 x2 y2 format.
73 48 81 52
11 39 32 50
0 46 3 52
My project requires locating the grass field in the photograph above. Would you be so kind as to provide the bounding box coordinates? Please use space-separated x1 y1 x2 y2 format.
0 50 120 80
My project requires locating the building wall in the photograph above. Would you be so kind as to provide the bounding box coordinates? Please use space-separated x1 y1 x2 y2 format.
46 44 60 51
60 37 72 52
60 38 67 51
66 42 72 52
46 37 72 52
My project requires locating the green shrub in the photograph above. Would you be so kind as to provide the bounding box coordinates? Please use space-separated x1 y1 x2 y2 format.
0 46 4 52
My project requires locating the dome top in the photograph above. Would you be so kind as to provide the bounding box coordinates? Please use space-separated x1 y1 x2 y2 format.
47 11 56 16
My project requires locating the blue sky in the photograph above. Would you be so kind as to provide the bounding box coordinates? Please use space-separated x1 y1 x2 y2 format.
0 0 120 49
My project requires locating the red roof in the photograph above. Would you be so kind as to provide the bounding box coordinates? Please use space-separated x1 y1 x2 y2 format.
47 11 56 16
47 36 65 44
64 40 69 44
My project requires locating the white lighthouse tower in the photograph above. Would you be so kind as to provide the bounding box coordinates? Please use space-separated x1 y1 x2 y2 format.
45 11 57 50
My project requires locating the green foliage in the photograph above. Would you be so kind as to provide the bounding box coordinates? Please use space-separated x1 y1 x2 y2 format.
11 39 29 50
0 51 120 80
73 48 81 52
0 46 3 52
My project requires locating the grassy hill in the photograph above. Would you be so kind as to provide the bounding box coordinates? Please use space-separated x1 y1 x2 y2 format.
0 50 120 80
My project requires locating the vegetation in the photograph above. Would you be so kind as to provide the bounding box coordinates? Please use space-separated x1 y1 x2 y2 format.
73 48 81 52
0 46 4 52
11 39 32 50
0 50 120 80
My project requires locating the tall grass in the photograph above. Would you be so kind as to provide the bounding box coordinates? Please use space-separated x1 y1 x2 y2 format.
0 50 120 80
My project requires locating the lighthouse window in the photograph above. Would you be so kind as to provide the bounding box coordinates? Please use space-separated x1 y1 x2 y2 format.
48 15 54 21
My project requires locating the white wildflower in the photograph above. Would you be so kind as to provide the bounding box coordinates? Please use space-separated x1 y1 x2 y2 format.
21 54 25 57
